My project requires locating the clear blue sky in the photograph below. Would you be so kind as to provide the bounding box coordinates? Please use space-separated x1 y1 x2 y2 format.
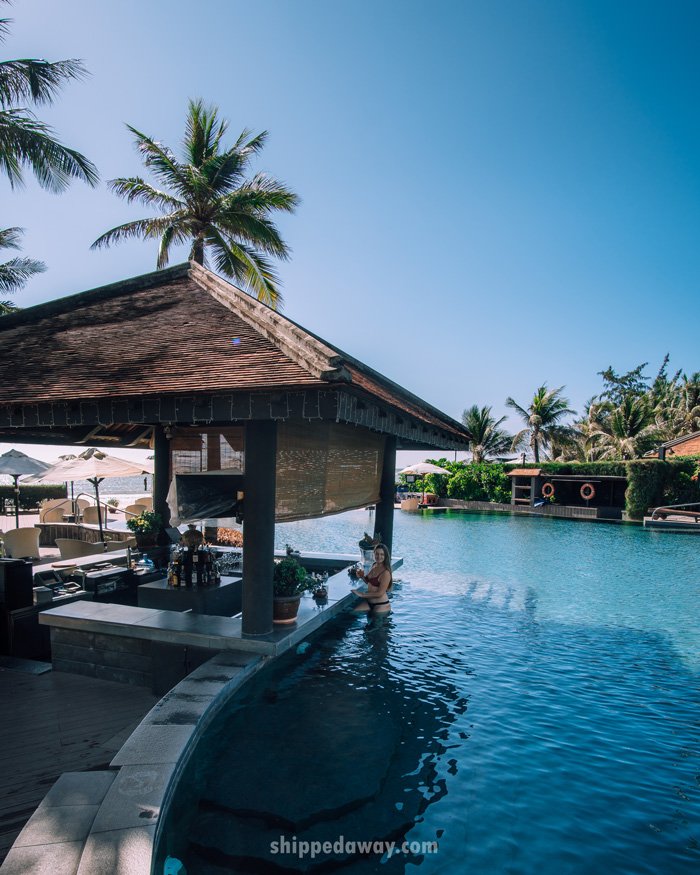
3 0 700 464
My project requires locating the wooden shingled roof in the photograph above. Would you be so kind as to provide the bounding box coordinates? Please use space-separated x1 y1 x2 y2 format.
0 262 469 447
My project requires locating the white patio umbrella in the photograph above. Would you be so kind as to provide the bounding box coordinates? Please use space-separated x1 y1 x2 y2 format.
398 462 451 504
24 448 153 539
0 449 50 527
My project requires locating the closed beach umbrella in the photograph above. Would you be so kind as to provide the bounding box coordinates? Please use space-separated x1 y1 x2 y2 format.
399 461 451 504
25 448 153 539
0 449 50 527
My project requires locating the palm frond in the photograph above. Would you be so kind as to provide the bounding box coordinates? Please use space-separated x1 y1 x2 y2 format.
107 177 184 211
126 125 190 195
216 211 291 258
0 226 23 251
0 58 88 107
184 98 228 167
206 228 282 308
0 108 97 189
157 225 178 269
91 216 180 250
0 255 46 292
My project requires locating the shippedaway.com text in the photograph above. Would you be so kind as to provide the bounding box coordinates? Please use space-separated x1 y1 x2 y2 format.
270 835 439 860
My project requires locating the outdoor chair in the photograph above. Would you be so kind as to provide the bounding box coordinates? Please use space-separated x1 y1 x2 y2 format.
4 527 41 559
81 506 103 524
134 496 153 510
55 538 105 560
124 503 144 518
39 499 73 523
104 537 137 552
74 498 90 519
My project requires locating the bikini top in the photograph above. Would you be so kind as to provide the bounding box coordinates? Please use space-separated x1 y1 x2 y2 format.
366 566 391 590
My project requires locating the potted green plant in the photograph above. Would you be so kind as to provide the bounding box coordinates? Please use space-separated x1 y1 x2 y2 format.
126 510 163 548
107 497 120 514
273 555 314 624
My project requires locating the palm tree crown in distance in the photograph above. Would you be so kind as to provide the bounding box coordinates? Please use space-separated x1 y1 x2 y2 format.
506 385 576 463
461 404 513 463
0 226 45 313
0 3 97 190
92 99 299 309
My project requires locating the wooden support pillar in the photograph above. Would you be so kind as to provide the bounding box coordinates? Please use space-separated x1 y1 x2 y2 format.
374 436 396 555
242 420 277 636
206 431 221 471
153 424 171 526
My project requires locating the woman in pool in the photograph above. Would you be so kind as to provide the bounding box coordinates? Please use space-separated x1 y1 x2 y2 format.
352 543 393 614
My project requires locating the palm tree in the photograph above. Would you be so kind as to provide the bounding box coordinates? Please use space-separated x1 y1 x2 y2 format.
506 385 575 463
461 404 513 463
0 4 97 190
589 396 659 460
92 100 299 309
0 226 45 313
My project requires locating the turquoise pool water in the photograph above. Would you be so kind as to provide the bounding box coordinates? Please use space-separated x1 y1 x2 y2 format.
163 511 700 873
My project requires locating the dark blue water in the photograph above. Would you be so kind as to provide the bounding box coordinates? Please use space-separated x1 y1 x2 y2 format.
161 511 700 874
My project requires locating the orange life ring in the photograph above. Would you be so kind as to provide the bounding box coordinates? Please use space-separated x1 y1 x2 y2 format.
541 482 555 498
580 482 595 501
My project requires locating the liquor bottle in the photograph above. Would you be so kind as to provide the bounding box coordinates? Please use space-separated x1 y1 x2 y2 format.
195 546 204 587
183 546 193 588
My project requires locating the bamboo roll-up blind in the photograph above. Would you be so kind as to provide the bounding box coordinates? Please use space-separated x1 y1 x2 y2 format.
275 421 385 521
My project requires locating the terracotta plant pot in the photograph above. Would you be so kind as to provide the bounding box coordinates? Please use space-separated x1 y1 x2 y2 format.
134 532 157 549
273 595 301 625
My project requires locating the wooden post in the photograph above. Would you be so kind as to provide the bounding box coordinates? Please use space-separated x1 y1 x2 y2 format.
153 424 171 526
242 420 277 636
206 431 221 471
374 436 396 554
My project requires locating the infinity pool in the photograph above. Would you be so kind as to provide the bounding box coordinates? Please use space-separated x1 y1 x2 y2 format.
161 511 700 874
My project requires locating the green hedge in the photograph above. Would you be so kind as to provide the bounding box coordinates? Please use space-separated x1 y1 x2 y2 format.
505 461 628 477
0 484 66 511
505 459 700 519
446 463 511 503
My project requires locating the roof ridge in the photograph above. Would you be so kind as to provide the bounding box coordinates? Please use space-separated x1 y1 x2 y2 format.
0 263 190 330
659 429 700 449
189 262 351 382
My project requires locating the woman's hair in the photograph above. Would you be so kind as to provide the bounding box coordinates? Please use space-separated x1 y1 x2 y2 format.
374 543 393 590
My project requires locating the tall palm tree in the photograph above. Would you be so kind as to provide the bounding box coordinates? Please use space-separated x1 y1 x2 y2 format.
461 404 513 463
589 395 659 460
0 226 45 313
506 385 575 463
0 3 97 190
92 99 299 309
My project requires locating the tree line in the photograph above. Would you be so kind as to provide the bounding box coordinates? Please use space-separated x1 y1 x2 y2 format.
0 1 297 314
463 358 700 464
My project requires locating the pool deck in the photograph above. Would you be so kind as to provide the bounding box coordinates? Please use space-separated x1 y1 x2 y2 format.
0 666 158 866
1 556 402 874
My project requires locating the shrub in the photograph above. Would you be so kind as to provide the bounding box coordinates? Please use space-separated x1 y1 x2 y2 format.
0 484 66 510
446 463 511 503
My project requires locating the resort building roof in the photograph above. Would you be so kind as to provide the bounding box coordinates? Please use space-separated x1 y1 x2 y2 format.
0 262 469 451
647 430 700 459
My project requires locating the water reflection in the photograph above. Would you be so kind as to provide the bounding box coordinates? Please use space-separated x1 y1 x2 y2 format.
160 614 470 872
